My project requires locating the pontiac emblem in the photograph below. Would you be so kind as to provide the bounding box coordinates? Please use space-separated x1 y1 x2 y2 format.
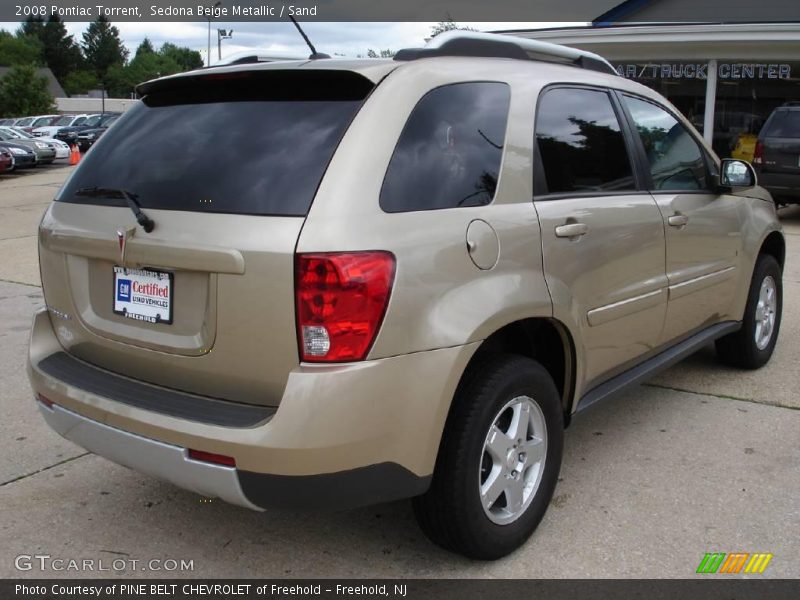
116 227 135 266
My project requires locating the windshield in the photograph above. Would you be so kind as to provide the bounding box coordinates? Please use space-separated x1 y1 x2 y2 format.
82 115 102 127
33 117 54 127
53 116 75 126
99 114 118 125
16 118 34 126
73 116 87 126
57 71 372 216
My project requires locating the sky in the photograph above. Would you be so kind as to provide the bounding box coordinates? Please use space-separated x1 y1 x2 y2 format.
0 21 586 65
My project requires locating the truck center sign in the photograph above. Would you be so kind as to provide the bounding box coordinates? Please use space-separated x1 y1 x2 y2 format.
616 63 792 80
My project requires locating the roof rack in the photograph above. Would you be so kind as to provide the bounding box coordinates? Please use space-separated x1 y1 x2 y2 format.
394 31 617 76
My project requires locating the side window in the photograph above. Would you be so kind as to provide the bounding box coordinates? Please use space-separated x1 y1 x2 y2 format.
622 95 710 191
380 82 510 213
535 87 635 194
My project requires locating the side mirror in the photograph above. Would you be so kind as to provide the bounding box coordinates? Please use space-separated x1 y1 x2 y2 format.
719 158 756 190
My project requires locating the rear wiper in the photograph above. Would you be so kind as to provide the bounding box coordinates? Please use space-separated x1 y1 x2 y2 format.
75 187 155 233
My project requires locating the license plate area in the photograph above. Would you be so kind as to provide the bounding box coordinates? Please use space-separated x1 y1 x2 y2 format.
113 266 173 325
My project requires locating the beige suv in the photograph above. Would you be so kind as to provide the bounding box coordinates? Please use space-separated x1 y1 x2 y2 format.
28 32 784 559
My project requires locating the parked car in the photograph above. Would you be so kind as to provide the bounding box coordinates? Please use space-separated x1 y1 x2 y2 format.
29 114 60 131
0 128 55 163
0 126 69 160
33 114 91 139
0 146 13 173
76 115 120 151
54 113 112 146
1 141 37 169
28 32 784 560
12 116 36 128
753 102 800 205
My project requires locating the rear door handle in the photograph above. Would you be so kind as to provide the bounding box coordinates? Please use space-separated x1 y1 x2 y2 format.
555 223 589 238
668 214 689 227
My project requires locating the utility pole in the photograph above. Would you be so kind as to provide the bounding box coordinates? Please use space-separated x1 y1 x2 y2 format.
206 1 221 66
218 28 233 61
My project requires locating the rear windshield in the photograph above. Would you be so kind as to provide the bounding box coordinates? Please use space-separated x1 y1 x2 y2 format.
763 110 800 138
58 71 371 216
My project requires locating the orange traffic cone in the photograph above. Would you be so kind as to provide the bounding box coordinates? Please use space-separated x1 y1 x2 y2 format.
69 145 80 165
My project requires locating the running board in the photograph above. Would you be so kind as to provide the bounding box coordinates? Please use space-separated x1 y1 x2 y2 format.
575 321 741 413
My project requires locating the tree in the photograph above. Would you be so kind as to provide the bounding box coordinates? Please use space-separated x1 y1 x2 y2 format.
0 30 43 66
366 48 395 58
0 64 55 116
81 15 128 86
429 18 475 39
135 38 155 57
20 14 83 83
108 50 181 97
62 70 98 96
159 43 203 72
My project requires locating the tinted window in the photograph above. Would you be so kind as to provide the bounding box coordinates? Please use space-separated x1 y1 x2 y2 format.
763 110 800 138
623 95 710 191
58 74 368 216
535 88 635 194
380 82 510 213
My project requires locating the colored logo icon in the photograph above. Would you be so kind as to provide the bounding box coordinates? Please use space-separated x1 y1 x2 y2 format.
696 552 773 574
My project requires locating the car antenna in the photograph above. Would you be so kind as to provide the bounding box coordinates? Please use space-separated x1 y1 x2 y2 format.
288 15 330 60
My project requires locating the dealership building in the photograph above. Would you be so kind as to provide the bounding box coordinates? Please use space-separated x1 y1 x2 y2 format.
506 0 800 159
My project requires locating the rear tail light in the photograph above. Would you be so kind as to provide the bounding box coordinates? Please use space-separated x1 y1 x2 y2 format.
296 252 396 362
187 449 236 467
752 141 764 165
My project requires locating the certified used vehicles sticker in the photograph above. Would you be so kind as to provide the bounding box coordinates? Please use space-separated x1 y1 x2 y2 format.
112 266 173 324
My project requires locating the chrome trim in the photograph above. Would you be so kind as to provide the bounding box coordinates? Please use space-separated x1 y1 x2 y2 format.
668 266 736 301
37 401 263 512
587 288 665 327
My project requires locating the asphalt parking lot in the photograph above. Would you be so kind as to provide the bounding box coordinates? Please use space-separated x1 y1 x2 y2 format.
0 165 798 578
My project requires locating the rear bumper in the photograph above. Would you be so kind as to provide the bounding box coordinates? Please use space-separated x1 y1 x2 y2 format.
38 401 261 510
28 308 476 510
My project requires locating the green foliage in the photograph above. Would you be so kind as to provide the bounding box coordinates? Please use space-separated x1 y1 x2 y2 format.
107 48 182 97
62 69 98 96
0 30 43 66
430 18 476 38
135 38 155 56
366 48 395 58
0 64 55 117
19 15 83 83
159 43 203 72
82 15 128 85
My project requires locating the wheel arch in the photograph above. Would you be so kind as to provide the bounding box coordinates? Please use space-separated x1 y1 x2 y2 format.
759 230 785 270
456 317 577 427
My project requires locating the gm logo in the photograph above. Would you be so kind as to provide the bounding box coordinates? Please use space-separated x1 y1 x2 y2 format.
696 552 773 574
117 279 131 302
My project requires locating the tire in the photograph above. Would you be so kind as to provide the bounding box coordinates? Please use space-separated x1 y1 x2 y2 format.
716 254 782 369
413 354 563 559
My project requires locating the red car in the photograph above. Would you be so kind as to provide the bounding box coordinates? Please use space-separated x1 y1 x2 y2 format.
0 146 13 173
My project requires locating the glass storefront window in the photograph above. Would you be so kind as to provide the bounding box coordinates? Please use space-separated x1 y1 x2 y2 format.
614 60 800 159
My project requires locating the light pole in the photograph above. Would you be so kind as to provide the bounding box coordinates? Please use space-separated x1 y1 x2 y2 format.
206 1 221 66
217 28 233 61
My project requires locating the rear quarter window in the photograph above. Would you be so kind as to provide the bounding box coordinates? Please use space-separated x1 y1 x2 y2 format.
380 82 511 213
763 110 800 138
